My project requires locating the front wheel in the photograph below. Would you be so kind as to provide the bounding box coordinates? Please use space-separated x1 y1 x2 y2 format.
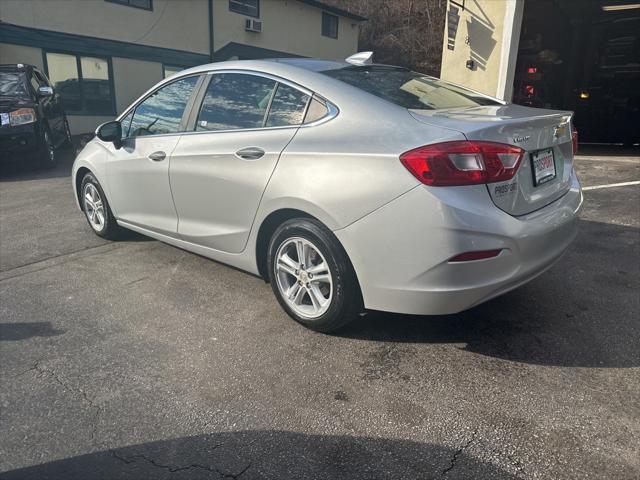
80 173 123 240
267 218 362 333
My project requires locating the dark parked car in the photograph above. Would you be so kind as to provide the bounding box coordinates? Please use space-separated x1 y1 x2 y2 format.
0 63 71 168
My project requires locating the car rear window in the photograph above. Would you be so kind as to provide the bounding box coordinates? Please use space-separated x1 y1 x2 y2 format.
0 72 29 97
321 66 499 110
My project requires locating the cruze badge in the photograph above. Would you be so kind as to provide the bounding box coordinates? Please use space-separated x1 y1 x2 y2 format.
513 135 530 143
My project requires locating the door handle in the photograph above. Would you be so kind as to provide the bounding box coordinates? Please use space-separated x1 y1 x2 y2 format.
148 151 166 162
235 147 265 160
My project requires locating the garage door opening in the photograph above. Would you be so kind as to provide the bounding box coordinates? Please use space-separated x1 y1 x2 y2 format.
513 0 640 145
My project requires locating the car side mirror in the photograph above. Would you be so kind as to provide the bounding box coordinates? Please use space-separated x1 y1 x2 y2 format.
96 120 122 149
37 86 54 97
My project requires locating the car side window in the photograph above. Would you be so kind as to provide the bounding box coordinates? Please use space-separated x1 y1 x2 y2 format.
120 111 134 139
265 83 310 127
34 71 50 87
196 73 276 131
128 75 199 138
304 96 330 124
29 74 40 93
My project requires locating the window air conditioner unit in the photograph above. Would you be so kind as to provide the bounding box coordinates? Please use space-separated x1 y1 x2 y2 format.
245 19 262 33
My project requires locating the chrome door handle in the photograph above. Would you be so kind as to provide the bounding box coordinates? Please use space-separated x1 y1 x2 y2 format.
235 147 265 160
148 151 166 161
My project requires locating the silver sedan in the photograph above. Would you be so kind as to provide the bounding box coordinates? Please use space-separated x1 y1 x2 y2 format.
72 53 583 332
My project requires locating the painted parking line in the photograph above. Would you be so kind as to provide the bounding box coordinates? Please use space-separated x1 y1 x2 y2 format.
582 180 640 191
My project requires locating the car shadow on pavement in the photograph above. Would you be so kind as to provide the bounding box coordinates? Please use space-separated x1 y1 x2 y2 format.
340 219 639 369
0 322 65 341
0 430 519 480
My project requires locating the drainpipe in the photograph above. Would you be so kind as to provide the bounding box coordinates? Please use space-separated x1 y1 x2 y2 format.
208 0 214 62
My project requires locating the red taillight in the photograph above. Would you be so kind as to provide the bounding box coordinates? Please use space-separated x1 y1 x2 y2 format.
449 249 503 262
571 127 578 155
399 141 524 187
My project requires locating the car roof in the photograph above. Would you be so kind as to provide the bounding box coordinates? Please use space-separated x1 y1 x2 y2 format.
176 58 409 79
0 64 37 75
265 58 351 72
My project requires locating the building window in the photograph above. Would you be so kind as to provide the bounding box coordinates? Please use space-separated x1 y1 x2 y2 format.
45 52 115 115
229 0 259 18
322 12 338 39
163 65 184 79
105 0 152 10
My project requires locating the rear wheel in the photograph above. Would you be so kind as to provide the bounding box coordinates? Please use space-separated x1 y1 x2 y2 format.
80 173 123 240
267 218 361 333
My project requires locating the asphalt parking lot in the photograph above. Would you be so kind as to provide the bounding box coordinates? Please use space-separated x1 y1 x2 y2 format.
1 144 638 479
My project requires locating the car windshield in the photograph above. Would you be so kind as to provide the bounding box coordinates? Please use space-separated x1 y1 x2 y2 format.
322 65 499 110
0 71 29 97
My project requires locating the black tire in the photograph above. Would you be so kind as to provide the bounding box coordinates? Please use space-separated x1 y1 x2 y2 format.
267 218 362 333
37 127 57 169
80 172 123 240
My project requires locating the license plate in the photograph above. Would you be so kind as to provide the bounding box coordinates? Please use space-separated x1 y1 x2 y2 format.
530 148 556 186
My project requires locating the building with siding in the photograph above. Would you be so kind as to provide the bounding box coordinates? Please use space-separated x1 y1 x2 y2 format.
0 0 365 133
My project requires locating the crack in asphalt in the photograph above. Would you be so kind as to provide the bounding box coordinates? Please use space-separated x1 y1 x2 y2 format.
441 429 478 477
15 359 101 443
110 450 252 479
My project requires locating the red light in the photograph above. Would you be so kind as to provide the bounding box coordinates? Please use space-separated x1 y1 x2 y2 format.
527 66 538 74
449 250 503 262
525 85 535 95
399 141 524 187
572 127 578 155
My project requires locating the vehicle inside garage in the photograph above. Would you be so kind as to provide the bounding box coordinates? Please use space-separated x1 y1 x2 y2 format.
513 0 640 145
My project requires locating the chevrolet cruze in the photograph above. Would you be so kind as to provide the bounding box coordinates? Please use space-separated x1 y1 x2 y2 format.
72 54 583 332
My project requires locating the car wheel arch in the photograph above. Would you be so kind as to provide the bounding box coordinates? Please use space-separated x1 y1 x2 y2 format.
255 208 361 293
75 167 92 210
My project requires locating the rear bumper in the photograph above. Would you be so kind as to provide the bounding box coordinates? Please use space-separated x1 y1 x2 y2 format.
335 169 583 315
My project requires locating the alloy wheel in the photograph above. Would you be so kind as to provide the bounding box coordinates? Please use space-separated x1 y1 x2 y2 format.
274 237 333 319
83 183 106 232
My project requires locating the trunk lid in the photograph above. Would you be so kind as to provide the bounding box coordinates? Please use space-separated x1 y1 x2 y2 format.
410 104 574 216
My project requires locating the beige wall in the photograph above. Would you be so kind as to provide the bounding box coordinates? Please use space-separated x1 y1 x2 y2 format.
0 0 209 54
440 0 523 100
112 57 163 113
214 0 360 60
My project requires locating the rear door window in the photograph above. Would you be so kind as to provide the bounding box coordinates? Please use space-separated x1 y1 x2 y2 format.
265 83 310 127
128 75 200 137
304 96 330 123
196 73 276 131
